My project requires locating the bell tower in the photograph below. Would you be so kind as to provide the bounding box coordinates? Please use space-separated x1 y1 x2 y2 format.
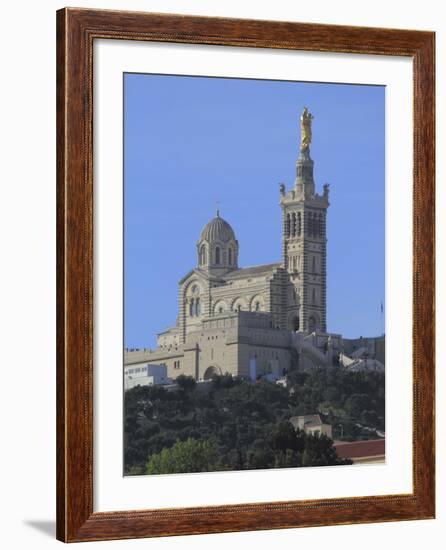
279 107 329 333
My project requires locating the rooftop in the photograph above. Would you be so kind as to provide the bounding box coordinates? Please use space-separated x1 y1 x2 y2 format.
199 212 236 244
334 439 385 459
223 262 281 280
289 414 328 429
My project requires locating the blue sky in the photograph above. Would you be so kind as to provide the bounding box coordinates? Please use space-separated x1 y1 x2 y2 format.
124 73 385 347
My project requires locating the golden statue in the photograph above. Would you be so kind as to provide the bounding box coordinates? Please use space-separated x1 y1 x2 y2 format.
300 107 314 151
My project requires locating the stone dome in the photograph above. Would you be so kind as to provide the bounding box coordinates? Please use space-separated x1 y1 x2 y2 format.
199 211 236 243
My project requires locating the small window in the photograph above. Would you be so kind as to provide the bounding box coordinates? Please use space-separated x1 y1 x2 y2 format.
291 316 299 331
228 247 233 265
317 214 322 237
199 245 207 266
308 212 313 236
308 316 317 332
215 246 221 264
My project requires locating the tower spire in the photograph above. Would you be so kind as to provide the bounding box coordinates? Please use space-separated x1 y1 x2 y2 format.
300 106 314 152
295 107 315 195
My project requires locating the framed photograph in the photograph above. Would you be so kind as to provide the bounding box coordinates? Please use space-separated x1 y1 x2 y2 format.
56 8 435 542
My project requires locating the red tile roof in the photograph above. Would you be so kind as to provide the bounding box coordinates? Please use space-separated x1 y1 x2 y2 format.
334 439 385 459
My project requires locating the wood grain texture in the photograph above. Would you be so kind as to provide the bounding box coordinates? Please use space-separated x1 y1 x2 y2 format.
56 7 435 543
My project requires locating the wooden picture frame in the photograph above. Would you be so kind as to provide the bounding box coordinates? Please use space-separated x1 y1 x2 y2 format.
56 7 435 542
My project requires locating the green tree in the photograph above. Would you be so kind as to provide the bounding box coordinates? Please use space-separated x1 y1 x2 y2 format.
274 448 303 468
210 373 238 390
146 438 219 474
270 421 302 453
302 433 351 467
176 374 196 392
124 366 375 474
344 393 371 418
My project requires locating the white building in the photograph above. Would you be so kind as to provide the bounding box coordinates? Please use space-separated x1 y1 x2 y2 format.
124 364 172 390
289 414 333 438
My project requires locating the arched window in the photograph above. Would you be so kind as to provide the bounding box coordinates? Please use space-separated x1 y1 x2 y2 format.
291 316 299 331
215 246 221 265
293 256 297 271
233 299 244 312
199 245 207 266
195 297 201 316
318 214 324 237
308 316 317 332
291 213 297 237
214 300 228 315
297 212 302 236
228 247 232 265
286 214 291 238
189 299 194 317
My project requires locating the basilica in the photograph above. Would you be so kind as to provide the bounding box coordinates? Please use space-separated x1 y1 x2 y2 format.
124 108 384 382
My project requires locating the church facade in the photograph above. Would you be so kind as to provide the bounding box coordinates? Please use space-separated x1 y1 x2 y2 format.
125 108 374 381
